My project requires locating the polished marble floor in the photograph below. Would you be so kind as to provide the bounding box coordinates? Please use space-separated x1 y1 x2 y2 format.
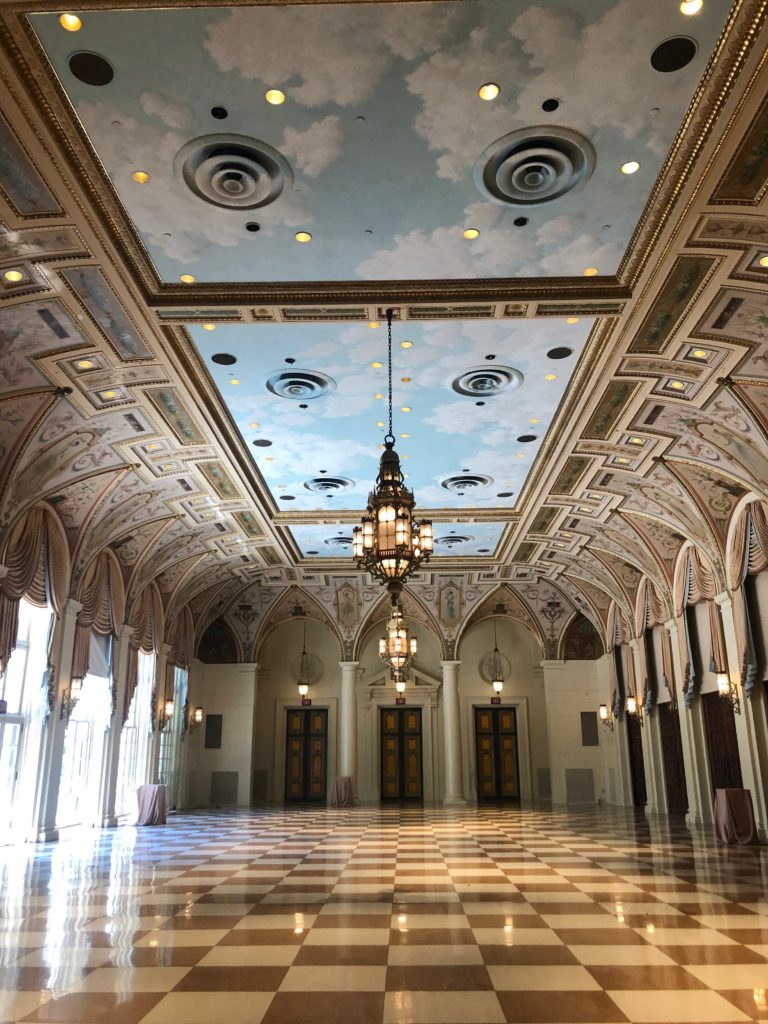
1 807 768 1023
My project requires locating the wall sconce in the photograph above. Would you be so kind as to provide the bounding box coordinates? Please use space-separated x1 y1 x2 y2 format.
717 672 741 715
598 704 614 730
188 706 204 732
626 693 644 726
60 677 83 720
159 698 174 730
392 669 407 694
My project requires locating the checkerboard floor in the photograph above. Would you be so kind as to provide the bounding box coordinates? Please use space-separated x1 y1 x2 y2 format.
2 806 768 1023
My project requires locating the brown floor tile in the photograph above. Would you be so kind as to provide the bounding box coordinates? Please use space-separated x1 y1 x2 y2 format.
173 965 288 990
621 914 704 928
586 965 708 989
386 964 492 990
467 915 546 928
480 945 579 965
497 990 629 1022
719 989 764 1020
716 929 768 943
162 914 244 930
0 965 93 989
293 945 389 966
389 927 475 945
21 992 164 1024
218 929 305 945
103 947 210 967
314 914 390 928
659 944 768 964
262 991 384 1024
529 902 610 915
553 928 649 945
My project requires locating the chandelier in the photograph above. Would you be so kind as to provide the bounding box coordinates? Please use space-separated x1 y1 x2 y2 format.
353 308 432 603
489 617 505 694
297 620 311 697
379 601 417 676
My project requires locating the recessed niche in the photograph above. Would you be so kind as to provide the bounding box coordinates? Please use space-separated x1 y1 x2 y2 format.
69 51 114 86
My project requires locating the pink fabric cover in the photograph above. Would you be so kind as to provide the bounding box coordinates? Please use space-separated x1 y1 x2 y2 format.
136 783 166 826
713 788 757 845
331 776 353 808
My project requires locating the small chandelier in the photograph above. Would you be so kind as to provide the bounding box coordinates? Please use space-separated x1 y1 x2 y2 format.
297 620 311 697
490 617 505 694
392 669 407 694
353 308 432 603
379 602 417 676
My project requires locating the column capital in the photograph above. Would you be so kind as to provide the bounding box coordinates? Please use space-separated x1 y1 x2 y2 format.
714 591 732 609
117 623 133 640
440 660 461 669
664 618 678 635
61 597 83 617
338 661 360 669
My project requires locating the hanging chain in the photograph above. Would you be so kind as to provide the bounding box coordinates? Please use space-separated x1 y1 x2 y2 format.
386 307 394 441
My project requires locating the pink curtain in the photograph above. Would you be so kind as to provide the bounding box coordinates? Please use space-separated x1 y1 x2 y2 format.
0 506 68 672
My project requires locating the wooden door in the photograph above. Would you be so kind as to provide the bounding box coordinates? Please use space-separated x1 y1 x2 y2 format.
701 691 743 790
626 714 647 807
475 707 520 801
380 708 422 801
658 703 688 816
284 708 327 802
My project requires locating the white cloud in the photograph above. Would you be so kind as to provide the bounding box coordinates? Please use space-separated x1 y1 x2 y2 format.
75 100 312 264
204 5 456 108
139 92 191 130
281 116 344 178
538 233 623 275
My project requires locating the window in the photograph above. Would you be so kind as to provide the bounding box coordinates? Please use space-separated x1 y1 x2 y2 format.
158 666 187 810
115 649 154 817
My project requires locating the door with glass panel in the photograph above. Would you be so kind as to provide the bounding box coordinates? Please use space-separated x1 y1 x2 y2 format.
475 707 519 800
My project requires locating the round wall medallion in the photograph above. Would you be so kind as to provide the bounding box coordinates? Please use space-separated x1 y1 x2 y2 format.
480 650 512 683
474 126 595 206
451 365 523 397
174 134 293 210
266 369 336 400
441 474 493 491
292 652 323 685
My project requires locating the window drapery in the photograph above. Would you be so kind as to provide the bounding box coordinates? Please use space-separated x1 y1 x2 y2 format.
124 583 164 723
71 551 125 682
729 502 768 699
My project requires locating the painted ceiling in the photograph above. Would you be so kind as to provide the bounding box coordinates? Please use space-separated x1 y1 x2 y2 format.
190 315 589 526
31 0 727 284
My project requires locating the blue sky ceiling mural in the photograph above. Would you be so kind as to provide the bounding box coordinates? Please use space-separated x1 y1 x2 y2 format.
32 0 726 283
191 315 590 535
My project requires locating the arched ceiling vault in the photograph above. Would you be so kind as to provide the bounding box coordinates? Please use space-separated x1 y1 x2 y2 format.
0 0 765 649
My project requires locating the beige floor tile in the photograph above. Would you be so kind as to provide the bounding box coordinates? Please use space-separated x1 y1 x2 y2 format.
139 991 272 1024
473 927 562 945
197 945 299 967
233 914 316 930
684 963 768 988
135 929 228 947
70 967 190 992
0 990 52 1019
695 914 768 929
383 990 504 1023
541 913 625 929
570 945 677 966
304 927 389 945
607 989 750 1022
279 965 386 990
641 928 736 946
487 964 601 990
388 944 483 965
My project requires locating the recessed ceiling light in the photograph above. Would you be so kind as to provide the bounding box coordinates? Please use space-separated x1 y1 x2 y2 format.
265 89 286 105
758 254 768 268
620 161 640 175
565 316 579 324
402 454 410 459
463 228 480 239
371 361 383 368
376 421 385 427
401 376 411 383
76 358 95 369
131 170 150 184
478 82 500 101
544 373 557 380
400 340 413 349
680 0 703 13
400 432 410 438
265 456 273 461
230 378 240 385
616 456 630 464
4 269 23 283
180 274 195 283
295 231 312 243
100 390 118 400
374 393 384 400
628 436 644 445
583 267 599 277
516 452 525 459
59 12 82 30
690 349 708 359
669 380 685 390
401 405 412 412
368 321 380 329
529 417 539 424
202 323 216 331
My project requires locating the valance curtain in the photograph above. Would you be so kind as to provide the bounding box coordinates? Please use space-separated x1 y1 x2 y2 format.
641 579 668 629
71 552 125 681
167 606 193 670
123 583 164 723
0 506 68 673
677 549 727 707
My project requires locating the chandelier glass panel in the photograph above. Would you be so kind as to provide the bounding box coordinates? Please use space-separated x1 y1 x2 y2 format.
353 308 432 602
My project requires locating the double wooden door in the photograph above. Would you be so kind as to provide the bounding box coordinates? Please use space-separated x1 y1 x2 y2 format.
380 707 423 801
701 691 743 790
475 707 520 801
285 708 328 802
626 713 647 807
658 703 688 816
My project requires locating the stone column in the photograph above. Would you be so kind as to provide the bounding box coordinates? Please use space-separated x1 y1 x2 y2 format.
149 643 172 783
441 660 466 806
34 598 82 842
717 592 768 838
338 661 359 799
98 624 131 827
630 638 662 815
666 618 710 827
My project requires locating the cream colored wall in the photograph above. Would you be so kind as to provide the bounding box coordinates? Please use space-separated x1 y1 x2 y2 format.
253 618 342 805
456 618 550 804
183 658 257 808
541 656 611 806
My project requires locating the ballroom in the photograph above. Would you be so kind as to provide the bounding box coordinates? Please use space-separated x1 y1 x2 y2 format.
1 0 768 1022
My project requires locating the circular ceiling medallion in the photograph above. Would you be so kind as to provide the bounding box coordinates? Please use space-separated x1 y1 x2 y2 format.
547 346 573 360
441 473 493 491
474 126 595 206
68 51 114 86
174 134 293 210
324 535 353 548
451 365 523 397
651 36 697 73
266 369 336 400
434 534 474 547
480 650 512 683
211 352 236 365
304 476 354 493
